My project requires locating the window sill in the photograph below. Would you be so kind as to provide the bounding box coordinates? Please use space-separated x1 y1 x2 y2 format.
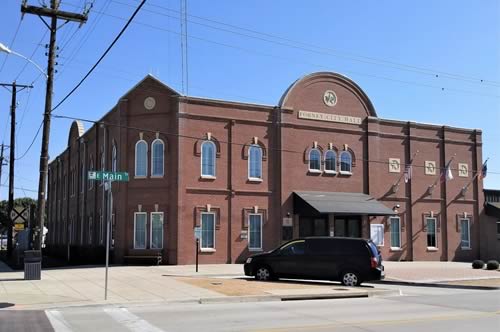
200 175 216 180
134 176 147 179
390 247 402 252
426 247 438 252
133 247 146 250
150 175 164 179
247 177 263 183
200 248 216 253
460 247 472 251
324 170 337 175
249 248 263 252
339 171 353 176
308 169 322 174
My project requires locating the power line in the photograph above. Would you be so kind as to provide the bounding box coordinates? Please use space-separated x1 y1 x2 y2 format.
15 120 43 161
0 20 23 75
15 31 48 81
51 113 499 175
71 7 500 100
52 0 147 112
114 0 500 87
0 184 38 193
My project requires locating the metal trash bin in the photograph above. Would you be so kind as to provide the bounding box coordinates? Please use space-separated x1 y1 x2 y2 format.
24 250 42 280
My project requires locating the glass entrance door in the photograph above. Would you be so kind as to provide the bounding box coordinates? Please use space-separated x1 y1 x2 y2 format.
334 216 361 238
299 216 328 237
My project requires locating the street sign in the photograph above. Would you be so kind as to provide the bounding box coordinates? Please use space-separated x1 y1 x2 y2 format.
194 227 201 240
88 171 129 182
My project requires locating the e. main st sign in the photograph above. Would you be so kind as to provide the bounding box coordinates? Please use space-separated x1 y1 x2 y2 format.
88 171 129 182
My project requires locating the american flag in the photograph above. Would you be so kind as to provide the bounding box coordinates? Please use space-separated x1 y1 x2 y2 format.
404 165 413 183
440 159 454 183
480 160 488 179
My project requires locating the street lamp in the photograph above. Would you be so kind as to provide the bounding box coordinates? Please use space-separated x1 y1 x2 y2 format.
0 42 48 78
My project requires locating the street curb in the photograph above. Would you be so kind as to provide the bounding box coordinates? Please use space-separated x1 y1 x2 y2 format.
373 280 500 290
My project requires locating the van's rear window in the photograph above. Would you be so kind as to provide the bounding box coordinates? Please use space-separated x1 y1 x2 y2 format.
368 241 379 257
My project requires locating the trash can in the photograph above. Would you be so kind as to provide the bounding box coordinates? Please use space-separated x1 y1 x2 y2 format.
24 250 42 280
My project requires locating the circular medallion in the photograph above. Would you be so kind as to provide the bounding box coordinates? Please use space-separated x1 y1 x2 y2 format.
144 97 156 110
323 90 337 107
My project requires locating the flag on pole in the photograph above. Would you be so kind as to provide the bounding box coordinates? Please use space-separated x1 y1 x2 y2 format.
480 160 488 179
440 159 454 183
404 165 413 183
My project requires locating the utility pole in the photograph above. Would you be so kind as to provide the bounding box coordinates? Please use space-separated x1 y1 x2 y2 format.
0 143 6 200
21 0 88 251
0 82 33 257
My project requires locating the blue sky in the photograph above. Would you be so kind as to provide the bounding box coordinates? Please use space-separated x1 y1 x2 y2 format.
0 0 499 199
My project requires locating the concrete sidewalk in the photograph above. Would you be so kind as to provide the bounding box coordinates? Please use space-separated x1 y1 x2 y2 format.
1 261 498 310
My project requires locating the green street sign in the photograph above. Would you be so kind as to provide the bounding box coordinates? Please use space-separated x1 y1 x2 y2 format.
88 171 129 182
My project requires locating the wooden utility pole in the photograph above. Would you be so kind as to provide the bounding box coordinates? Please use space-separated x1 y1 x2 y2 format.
0 82 33 257
21 0 88 251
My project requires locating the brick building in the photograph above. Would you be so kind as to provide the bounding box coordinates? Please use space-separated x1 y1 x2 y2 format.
45 72 486 264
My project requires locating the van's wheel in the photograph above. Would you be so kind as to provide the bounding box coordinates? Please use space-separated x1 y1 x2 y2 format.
341 271 361 286
255 266 273 281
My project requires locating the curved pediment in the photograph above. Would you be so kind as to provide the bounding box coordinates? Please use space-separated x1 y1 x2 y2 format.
68 120 85 147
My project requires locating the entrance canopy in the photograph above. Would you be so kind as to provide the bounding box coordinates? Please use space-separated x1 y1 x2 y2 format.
294 191 395 216
485 202 500 218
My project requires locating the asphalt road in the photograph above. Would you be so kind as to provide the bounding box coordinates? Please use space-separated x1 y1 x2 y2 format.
0 286 498 332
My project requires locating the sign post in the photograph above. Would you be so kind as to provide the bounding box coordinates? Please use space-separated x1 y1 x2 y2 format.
194 227 201 273
89 171 129 300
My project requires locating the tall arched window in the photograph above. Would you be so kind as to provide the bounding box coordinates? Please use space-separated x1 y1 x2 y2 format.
325 150 337 173
201 141 216 177
309 149 321 172
151 139 164 177
88 158 94 189
135 140 148 177
112 144 117 172
248 144 262 180
340 151 352 173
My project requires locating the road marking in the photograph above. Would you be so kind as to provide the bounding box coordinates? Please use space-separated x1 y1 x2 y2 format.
45 310 73 332
253 311 500 332
104 307 165 332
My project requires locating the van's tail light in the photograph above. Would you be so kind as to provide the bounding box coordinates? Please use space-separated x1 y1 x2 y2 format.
371 257 378 268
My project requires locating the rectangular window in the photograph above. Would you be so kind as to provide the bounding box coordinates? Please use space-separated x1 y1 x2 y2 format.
390 217 401 248
201 212 215 250
460 218 471 249
248 214 262 250
134 212 147 249
150 212 164 249
426 217 437 248
370 224 384 246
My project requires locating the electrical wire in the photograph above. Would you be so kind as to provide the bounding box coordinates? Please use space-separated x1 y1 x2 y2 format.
51 0 148 112
15 120 43 161
50 113 499 175
0 19 23 75
115 0 500 87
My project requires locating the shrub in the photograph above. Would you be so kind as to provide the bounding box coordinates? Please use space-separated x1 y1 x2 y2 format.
486 260 499 270
486 260 500 270
472 260 485 269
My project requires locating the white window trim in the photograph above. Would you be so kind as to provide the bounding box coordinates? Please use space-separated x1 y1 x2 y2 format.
150 212 164 249
248 213 263 251
134 212 147 249
248 145 263 181
459 218 471 249
340 151 353 174
390 216 401 249
150 139 165 177
370 224 384 247
201 141 216 178
324 150 337 174
200 212 216 251
308 148 322 172
134 140 148 178
426 217 438 249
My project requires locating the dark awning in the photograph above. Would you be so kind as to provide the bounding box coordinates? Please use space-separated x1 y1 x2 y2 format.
294 191 395 216
485 202 500 218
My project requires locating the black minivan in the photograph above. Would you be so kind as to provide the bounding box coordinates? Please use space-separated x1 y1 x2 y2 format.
244 237 384 286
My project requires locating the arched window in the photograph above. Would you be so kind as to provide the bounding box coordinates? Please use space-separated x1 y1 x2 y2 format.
309 149 321 172
135 140 148 177
151 139 164 177
80 162 85 193
248 145 262 180
112 144 117 172
340 151 352 173
201 140 216 177
324 150 337 173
